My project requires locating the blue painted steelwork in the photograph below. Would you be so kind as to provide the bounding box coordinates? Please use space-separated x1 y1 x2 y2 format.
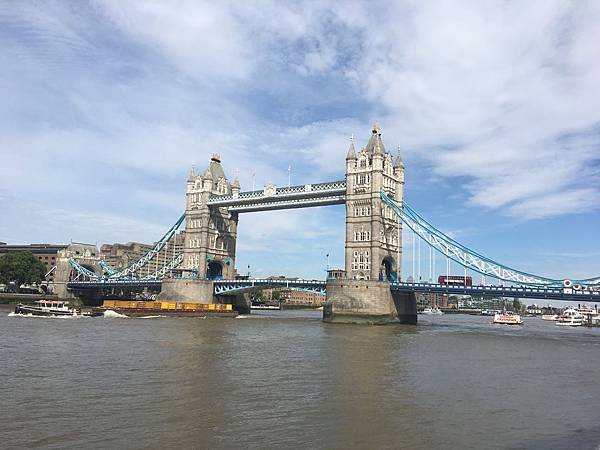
69 279 162 289
67 181 600 292
66 279 599 302
391 282 600 302
381 192 599 287
106 214 185 279
100 260 118 276
69 214 185 281
213 279 326 295
68 258 99 280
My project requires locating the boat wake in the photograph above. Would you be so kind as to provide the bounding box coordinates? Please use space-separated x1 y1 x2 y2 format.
138 315 166 319
103 310 129 319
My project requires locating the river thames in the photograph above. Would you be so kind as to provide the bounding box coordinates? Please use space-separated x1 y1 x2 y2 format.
2 307 599 450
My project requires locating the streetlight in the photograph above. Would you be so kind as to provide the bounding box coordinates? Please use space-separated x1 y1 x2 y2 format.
247 264 251 278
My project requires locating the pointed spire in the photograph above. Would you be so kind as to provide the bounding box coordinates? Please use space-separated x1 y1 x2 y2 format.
203 166 213 179
188 164 196 180
366 121 386 155
372 121 381 135
373 132 384 156
346 134 356 160
232 174 240 188
394 144 404 168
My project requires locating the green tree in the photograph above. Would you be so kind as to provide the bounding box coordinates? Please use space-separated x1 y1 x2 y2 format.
513 298 522 312
248 288 264 301
0 251 47 288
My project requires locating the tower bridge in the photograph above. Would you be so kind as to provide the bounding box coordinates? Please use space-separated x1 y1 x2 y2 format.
63 123 600 321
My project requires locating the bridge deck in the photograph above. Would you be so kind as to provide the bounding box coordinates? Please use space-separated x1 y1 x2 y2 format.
66 279 600 302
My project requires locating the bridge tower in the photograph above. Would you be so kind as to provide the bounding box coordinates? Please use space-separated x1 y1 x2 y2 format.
183 153 239 280
344 123 404 281
325 123 415 324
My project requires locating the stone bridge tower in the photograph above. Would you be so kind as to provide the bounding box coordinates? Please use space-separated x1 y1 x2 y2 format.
184 153 239 279
344 123 405 281
325 123 414 325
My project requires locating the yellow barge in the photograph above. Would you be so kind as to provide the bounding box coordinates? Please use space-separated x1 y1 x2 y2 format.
97 300 238 317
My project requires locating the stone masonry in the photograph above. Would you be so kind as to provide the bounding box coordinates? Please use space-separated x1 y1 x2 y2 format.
344 122 405 282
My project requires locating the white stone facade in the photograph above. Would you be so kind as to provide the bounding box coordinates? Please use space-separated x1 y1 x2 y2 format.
344 123 405 281
184 153 239 279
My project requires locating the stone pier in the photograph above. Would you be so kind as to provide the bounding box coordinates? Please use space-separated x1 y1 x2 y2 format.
323 279 417 324
157 278 251 314
157 279 215 303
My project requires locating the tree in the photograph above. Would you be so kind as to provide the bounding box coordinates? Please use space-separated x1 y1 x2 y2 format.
513 298 522 312
248 287 264 301
0 251 47 288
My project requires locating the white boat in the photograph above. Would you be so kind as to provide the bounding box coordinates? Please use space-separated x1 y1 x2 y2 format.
250 302 282 310
421 307 443 315
492 312 523 325
14 300 78 317
555 308 584 327
541 314 559 321
576 305 600 326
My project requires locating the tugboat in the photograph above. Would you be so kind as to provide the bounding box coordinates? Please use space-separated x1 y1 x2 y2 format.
14 300 78 317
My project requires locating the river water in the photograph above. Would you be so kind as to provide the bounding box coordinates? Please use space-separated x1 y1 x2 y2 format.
1 306 599 450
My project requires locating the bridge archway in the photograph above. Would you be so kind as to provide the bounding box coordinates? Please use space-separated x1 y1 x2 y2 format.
381 256 396 282
207 261 223 280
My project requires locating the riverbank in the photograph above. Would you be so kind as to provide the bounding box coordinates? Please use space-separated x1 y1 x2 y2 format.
0 292 60 305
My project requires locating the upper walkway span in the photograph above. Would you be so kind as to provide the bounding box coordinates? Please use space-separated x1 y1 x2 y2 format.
207 180 346 212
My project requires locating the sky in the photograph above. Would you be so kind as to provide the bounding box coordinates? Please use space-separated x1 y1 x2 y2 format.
0 1 599 283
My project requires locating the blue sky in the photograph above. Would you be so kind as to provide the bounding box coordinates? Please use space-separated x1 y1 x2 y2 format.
0 1 599 282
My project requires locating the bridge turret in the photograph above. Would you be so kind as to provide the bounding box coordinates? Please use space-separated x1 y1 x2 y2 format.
202 167 213 191
394 146 405 202
231 176 240 196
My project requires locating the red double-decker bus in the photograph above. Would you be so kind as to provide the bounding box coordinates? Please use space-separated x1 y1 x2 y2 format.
438 275 472 286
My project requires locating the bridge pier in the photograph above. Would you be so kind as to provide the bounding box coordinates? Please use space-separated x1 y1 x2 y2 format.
323 279 416 324
156 279 251 313
157 279 215 303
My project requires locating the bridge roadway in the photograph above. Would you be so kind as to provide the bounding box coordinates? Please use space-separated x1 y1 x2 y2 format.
67 279 600 302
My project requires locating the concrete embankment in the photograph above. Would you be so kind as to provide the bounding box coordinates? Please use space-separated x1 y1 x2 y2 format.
0 293 60 305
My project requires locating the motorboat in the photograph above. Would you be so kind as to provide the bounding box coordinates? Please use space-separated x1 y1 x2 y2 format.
541 314 559 321
14 300 78 317
555 308 584 327
421 307 443 315
492 312 523 325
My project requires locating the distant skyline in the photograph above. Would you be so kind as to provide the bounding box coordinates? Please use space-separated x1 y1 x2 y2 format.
1 1 599 282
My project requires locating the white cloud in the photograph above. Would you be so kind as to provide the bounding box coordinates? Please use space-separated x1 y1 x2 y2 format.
1 0 599 278
348 1 600 219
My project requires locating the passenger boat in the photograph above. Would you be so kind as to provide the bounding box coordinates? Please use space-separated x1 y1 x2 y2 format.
421 307 443 315
251 302 282 310
541 314 559 321
14 300 78 317
556 308 585 327
492 312 523 325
